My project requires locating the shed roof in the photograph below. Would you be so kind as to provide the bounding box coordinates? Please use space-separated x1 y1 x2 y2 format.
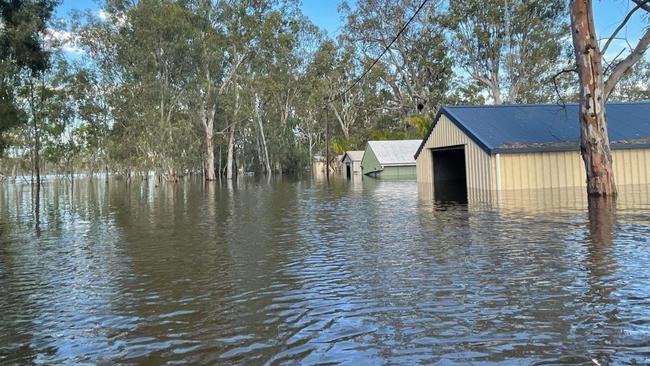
415 101 650 158
341 150 364 162
367 140 421 166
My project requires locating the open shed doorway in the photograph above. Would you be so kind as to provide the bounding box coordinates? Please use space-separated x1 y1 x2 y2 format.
346 164 351 179
432 146 468 203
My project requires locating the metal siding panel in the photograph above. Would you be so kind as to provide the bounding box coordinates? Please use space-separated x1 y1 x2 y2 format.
416 115 492 192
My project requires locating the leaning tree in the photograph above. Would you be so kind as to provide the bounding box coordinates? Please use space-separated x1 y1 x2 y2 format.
571 0 650 196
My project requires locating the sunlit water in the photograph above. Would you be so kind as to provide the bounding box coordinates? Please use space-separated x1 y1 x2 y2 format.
1 176 649 365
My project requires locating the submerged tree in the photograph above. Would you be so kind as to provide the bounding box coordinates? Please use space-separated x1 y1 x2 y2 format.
570 0 650 196
0 0 57 162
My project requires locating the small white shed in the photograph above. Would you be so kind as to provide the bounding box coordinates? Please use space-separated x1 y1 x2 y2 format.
341 151 364 178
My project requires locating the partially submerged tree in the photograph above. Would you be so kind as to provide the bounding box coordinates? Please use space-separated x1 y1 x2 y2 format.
570 0 650 196
0 0 56 166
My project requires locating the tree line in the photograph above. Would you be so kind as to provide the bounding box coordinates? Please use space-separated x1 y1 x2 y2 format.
1 0 649 195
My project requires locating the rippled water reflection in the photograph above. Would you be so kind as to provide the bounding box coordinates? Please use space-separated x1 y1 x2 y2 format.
1 177 649 365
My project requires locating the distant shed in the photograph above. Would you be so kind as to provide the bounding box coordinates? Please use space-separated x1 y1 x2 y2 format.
341 151 364 178
415 102 650 201
362 140 421 177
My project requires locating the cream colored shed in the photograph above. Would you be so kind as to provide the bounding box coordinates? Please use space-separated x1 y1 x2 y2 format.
341 151 364 178
415 102 650 202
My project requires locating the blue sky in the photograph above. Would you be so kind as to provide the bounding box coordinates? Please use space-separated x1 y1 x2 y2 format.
55 0 648 60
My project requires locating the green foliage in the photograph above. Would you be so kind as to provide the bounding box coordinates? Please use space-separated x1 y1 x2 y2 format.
445 0 567 104
0 0 57 155
1 0 648 179
405 114 433 138
367 129 419 141
331 135 363 155
0 0 57 72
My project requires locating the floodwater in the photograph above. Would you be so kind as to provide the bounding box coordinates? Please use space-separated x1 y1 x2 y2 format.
1 176 649 365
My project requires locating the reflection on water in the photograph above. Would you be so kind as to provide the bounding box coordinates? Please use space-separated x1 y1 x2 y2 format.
1 177 649 365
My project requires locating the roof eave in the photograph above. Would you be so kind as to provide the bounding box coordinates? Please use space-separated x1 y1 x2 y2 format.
492 143 650 154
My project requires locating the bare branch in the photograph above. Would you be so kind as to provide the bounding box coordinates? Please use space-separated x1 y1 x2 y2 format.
602 0 649 55
632 0 650 12
550 68 577 106
603 48 627 75
604 27 650 99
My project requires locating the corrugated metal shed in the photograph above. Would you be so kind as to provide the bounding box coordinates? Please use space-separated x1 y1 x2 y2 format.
415 101 650 158
367 140 421 166
416 101 650 201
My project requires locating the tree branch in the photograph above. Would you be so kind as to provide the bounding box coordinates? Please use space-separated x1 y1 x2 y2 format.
632 0 650 12
602 0 649 55
604 27 650 99
550 68 577 106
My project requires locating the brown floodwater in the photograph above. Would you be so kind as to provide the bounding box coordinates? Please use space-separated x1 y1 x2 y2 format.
1 176 649 365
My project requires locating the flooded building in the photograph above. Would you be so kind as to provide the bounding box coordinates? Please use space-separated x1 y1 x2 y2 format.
362 140 421 177
341 151 364 179
415 102 650 201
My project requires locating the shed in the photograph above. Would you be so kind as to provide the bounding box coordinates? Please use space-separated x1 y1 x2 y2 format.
415 102 650 202
362 140 421 177
341 151 364 178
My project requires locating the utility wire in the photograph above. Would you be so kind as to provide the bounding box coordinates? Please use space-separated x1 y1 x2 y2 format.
329 0 431 103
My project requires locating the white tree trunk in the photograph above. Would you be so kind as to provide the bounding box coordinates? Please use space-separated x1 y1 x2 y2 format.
226 124 236 180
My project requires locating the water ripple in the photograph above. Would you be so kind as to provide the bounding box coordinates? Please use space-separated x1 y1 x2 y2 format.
0 178 649 365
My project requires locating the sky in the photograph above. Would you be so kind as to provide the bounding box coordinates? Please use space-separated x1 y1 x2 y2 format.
54 0 648 61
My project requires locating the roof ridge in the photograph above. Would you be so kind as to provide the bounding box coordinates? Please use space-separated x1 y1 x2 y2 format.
442 101 650 109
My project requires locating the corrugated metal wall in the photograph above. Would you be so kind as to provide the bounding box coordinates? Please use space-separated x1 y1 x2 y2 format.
380 166 416 177
614 149 650 185
499 151 585 189
498 148 650 189
416 115 494 191
416 113 650 199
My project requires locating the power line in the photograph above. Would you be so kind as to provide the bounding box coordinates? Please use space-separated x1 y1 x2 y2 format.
330 0 431 103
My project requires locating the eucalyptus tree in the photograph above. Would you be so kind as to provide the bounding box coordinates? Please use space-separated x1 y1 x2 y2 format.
570 0 650 196
90 0 200 181
188 0 252 181
340 0 452 116
0 0 57 180
445 0 567 104
316 39 362 142
217 0 295 179
246 5 320 174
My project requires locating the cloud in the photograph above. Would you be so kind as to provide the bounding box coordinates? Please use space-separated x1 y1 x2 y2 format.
98 9 110 21
45 27 84 55
98 9 127 28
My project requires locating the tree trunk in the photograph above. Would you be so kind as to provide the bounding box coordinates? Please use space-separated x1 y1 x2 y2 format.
226 84 240 180
255 97 272 175
218 145 222 181
571 0 617 196
204 126 216 181
226 124 236 180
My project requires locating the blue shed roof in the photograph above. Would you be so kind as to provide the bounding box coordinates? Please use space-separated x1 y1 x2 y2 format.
414 101 650 158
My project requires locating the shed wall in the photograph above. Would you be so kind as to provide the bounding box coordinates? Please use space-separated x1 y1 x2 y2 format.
416 115 494 191
377 165 416 177
361 145 381 175
498 148 650 189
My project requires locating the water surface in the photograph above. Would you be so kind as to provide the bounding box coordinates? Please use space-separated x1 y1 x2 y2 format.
1 177 649 365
